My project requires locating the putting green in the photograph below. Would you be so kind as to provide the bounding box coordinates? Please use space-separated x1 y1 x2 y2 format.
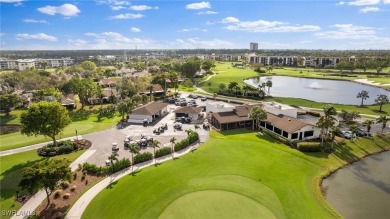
159 190 276 219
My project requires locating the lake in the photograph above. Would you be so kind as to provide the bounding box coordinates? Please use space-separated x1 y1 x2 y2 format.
322 151 390 219
243 76 390 105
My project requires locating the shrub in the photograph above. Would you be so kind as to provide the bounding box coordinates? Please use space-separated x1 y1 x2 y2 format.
63 193 71 199
53 190 62 199
81 175 85 181
107 158 131 173
174 138 190 152
297 142 321 152
73 172 77 180
133 152 153 164
60 181 69 190
82 163 103 175
70 185 77 192
155 147 172 158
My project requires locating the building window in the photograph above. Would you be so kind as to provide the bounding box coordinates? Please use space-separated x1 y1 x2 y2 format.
291 133 298 139
282 131 288 138
304 130 314 137
274 127 282 135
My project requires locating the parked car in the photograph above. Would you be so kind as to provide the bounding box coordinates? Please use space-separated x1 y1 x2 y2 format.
201 96 207 101
341 131 352 139
192 95 198 99
201 106 206 112
168 98 176 104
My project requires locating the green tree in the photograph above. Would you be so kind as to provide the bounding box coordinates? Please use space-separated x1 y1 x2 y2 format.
0 93 22 115
330 126 341 150
218 83 226 91
201 60 215 73
170 137 176 157
298 57 305 67
266 80 272 96
65 78 102 108
19 158 72 206
377 116 389 134
108 154 118 165
349 124 359 141
117 98 134 121
228 82 238 94
266 65 274 73
149 140 160 162
39 61 48 72
357 90 369 106
129 143 140 171
317 104 338 146
20 101 71 147
180 57 201 82
375 94 389 112
80 61 97 72
363 120 374 136
248 106 267 130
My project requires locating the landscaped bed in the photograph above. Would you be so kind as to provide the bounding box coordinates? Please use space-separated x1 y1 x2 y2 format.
82 130 390 219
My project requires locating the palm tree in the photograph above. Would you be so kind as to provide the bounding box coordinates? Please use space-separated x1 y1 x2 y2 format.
228 82 238 94
349 124 359 141
357 90 369 107
129 143 140 171
266 80 272 96
330 126 341 150
170 137 177 157
363 119 374 136
375 94 389 112
234 85 241 95
149 140 160 162
317 104 337 147
242 85 251 96
248 106 267 130
377 116 389 134
108 154 118 165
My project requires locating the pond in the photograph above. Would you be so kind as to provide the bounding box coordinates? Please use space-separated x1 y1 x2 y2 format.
243 76 390 105
322 151 390 219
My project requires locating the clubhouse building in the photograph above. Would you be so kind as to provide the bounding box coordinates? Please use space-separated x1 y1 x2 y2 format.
209 102 321 142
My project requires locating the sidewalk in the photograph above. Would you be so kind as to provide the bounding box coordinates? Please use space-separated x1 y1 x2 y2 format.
65 142 202 219
11 149 96 219
0 136 83 157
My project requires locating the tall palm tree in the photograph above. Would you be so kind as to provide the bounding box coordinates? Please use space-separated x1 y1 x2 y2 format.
349 124 359 141
266 80 272 96
330 126 341 150
248 106 267 130
170 137 177 157
363 119 374 136
377 116 389 134
149 140 160 162
228 82 238 94
108 154 118 165
317 104 337 147
357 90 369 107
242 85 251 96
129 143 140 171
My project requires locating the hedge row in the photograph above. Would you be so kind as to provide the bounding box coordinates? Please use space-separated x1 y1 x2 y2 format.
262 128 290 144
155 147 172 158
174 131 199 152
297 142 321 152
133 152 153 164
82 158 131 175
40 140 76 155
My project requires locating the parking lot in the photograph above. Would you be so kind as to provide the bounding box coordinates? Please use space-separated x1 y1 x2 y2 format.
82 93 216 166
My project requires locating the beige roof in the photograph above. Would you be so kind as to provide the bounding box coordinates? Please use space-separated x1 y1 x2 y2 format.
212 111 252 123
140 84 164 94
265 113 308 133
130 102 168 116
100 78 121 86
102 88 118 97
60 94 75 105
174 106 202 114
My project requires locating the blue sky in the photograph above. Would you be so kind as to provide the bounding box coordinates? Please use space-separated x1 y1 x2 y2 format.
1 0 389 50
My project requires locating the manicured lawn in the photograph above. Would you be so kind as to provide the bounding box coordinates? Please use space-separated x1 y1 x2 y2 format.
82 130 390 219
0 111 120 151
197 62 259 93
177 84 196 92
0 150 86 219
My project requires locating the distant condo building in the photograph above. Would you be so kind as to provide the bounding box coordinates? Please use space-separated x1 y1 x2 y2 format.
250 42 258 51
0 58 74 71
248 54 345 67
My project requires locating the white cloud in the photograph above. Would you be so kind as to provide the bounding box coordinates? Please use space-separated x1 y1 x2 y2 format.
197 10 218 15
15 33 57 42
130 5 158 11
384 0 390 4
68 39 87 47
173 38 233 49
315 24 377 39
221 17 239 23
186 2 211 10
206 21 215 25
97 0 131 10
23 19 48 24
82 32 153 49
359 7 380 12
0 32 5 36
338 0 381 6
222 18 320 33
130 27 141 32
38 4 80 17
179 28 208 32
108 13 143 19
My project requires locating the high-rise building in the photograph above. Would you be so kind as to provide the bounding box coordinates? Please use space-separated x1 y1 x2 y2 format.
250 42 258 51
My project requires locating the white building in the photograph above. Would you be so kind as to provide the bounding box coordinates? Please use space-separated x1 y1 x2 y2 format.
128 102 169 124
250 42 258 51
262 102 298 118
0 58 74 71
206 101 235 114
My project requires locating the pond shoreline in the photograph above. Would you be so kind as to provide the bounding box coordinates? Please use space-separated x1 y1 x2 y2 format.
318 137 390 218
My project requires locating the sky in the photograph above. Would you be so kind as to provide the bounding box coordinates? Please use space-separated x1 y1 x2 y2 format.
0 0 390 50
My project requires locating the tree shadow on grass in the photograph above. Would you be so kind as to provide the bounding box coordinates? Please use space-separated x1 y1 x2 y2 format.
129 169 142 177
332 144 359 163
0 158 46 208
0 114 16 125
105 180 118 189
68 109 91 122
